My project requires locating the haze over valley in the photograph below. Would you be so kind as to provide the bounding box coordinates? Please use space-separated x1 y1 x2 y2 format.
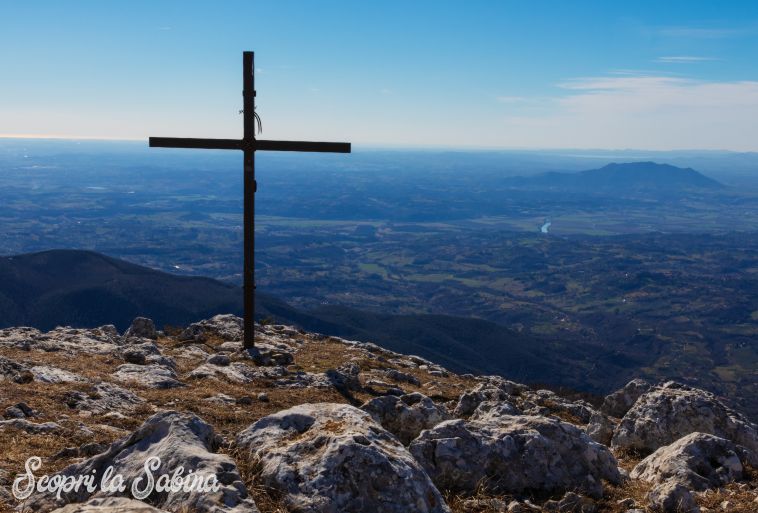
1 139 757 420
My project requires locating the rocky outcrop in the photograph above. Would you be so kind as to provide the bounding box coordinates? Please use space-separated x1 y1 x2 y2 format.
361 392 451 445
5 314 758 513
586 411 618 446
23 411 258 513
30 365 88 384
0 355 33 383
409 414 621 498
453 378 521 417
180 314 243 342
611 381 758 458
0 418 61 433
124 317 157 340
235 403 450 513
0 326 122 354
646 481 699 513
631 432 748 490
601 379 651 418
63 382 144 414
113 363 185 389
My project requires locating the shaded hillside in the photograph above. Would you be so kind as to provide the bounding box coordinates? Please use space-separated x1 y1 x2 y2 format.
257 295 624 392
0 250 242 331
509 161 723 192
0 250 609 393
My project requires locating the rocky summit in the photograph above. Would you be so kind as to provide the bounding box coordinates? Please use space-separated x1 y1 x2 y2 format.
0 315 756 513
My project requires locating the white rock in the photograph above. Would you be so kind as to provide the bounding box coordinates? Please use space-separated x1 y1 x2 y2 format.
586 411 618 446
611 381 758 459
63 382 144 414
647 481 700 513
361 392 450 445
409 414 621 498
31 365 88 384
0 355 32 383
631 432 748 490
124 317 157 340
180 314 243 342
235 402 450 513
0 418 61 433
23 411 258 513
601 379 651 418
113 363 185 389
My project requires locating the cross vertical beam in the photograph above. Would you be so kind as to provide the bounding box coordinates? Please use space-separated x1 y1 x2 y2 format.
242 51 256 349
149 51 350 350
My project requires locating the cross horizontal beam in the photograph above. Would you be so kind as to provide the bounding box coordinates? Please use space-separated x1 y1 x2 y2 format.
149 137 351 153
149 137 240 150
256 140 351 153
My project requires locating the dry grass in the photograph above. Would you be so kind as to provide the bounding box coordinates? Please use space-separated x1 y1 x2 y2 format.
1 332 757 513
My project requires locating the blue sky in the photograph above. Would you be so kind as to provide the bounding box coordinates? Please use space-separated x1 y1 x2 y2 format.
2 1 758 150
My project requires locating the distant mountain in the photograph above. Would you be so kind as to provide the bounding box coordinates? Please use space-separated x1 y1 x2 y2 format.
0 250 242 331
509 162 723 192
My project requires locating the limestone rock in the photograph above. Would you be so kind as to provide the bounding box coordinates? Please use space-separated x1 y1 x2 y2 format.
207 353 231 366
586 411 618 446
385 368 421 386
30 365 88 384
454 379 517 417
325 362 362 394
409 414 621 498
611 381 758 459
361 392 451 445
3 401 35 419
180 314 243 342
120 341 175 369
1 326 123 354
49 497 170 512
517 388 596 424
0 355 32 383
113 363 185 389
23 411 258 513
0 418 61 433
124 317 157 340
188 361 278 384
235 402 450 513
0 326 41 351
543 492 597 512
631 432 748 490
646 481 700 513
601 379 651 418
63 382 144 414
238 343 295 366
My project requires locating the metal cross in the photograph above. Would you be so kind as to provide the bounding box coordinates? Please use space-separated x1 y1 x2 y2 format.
149 51 351 348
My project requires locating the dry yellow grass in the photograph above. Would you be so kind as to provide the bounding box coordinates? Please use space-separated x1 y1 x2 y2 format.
1 330 756 512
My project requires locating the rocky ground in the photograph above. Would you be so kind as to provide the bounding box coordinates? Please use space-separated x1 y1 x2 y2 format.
0 315 756 513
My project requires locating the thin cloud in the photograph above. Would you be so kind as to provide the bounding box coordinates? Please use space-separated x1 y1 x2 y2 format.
657 56 717 63
494 74 758 151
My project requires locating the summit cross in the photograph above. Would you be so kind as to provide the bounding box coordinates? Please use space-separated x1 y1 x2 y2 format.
149 51 351 348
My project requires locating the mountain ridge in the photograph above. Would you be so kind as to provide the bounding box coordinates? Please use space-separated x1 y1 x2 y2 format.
508 161 723 191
